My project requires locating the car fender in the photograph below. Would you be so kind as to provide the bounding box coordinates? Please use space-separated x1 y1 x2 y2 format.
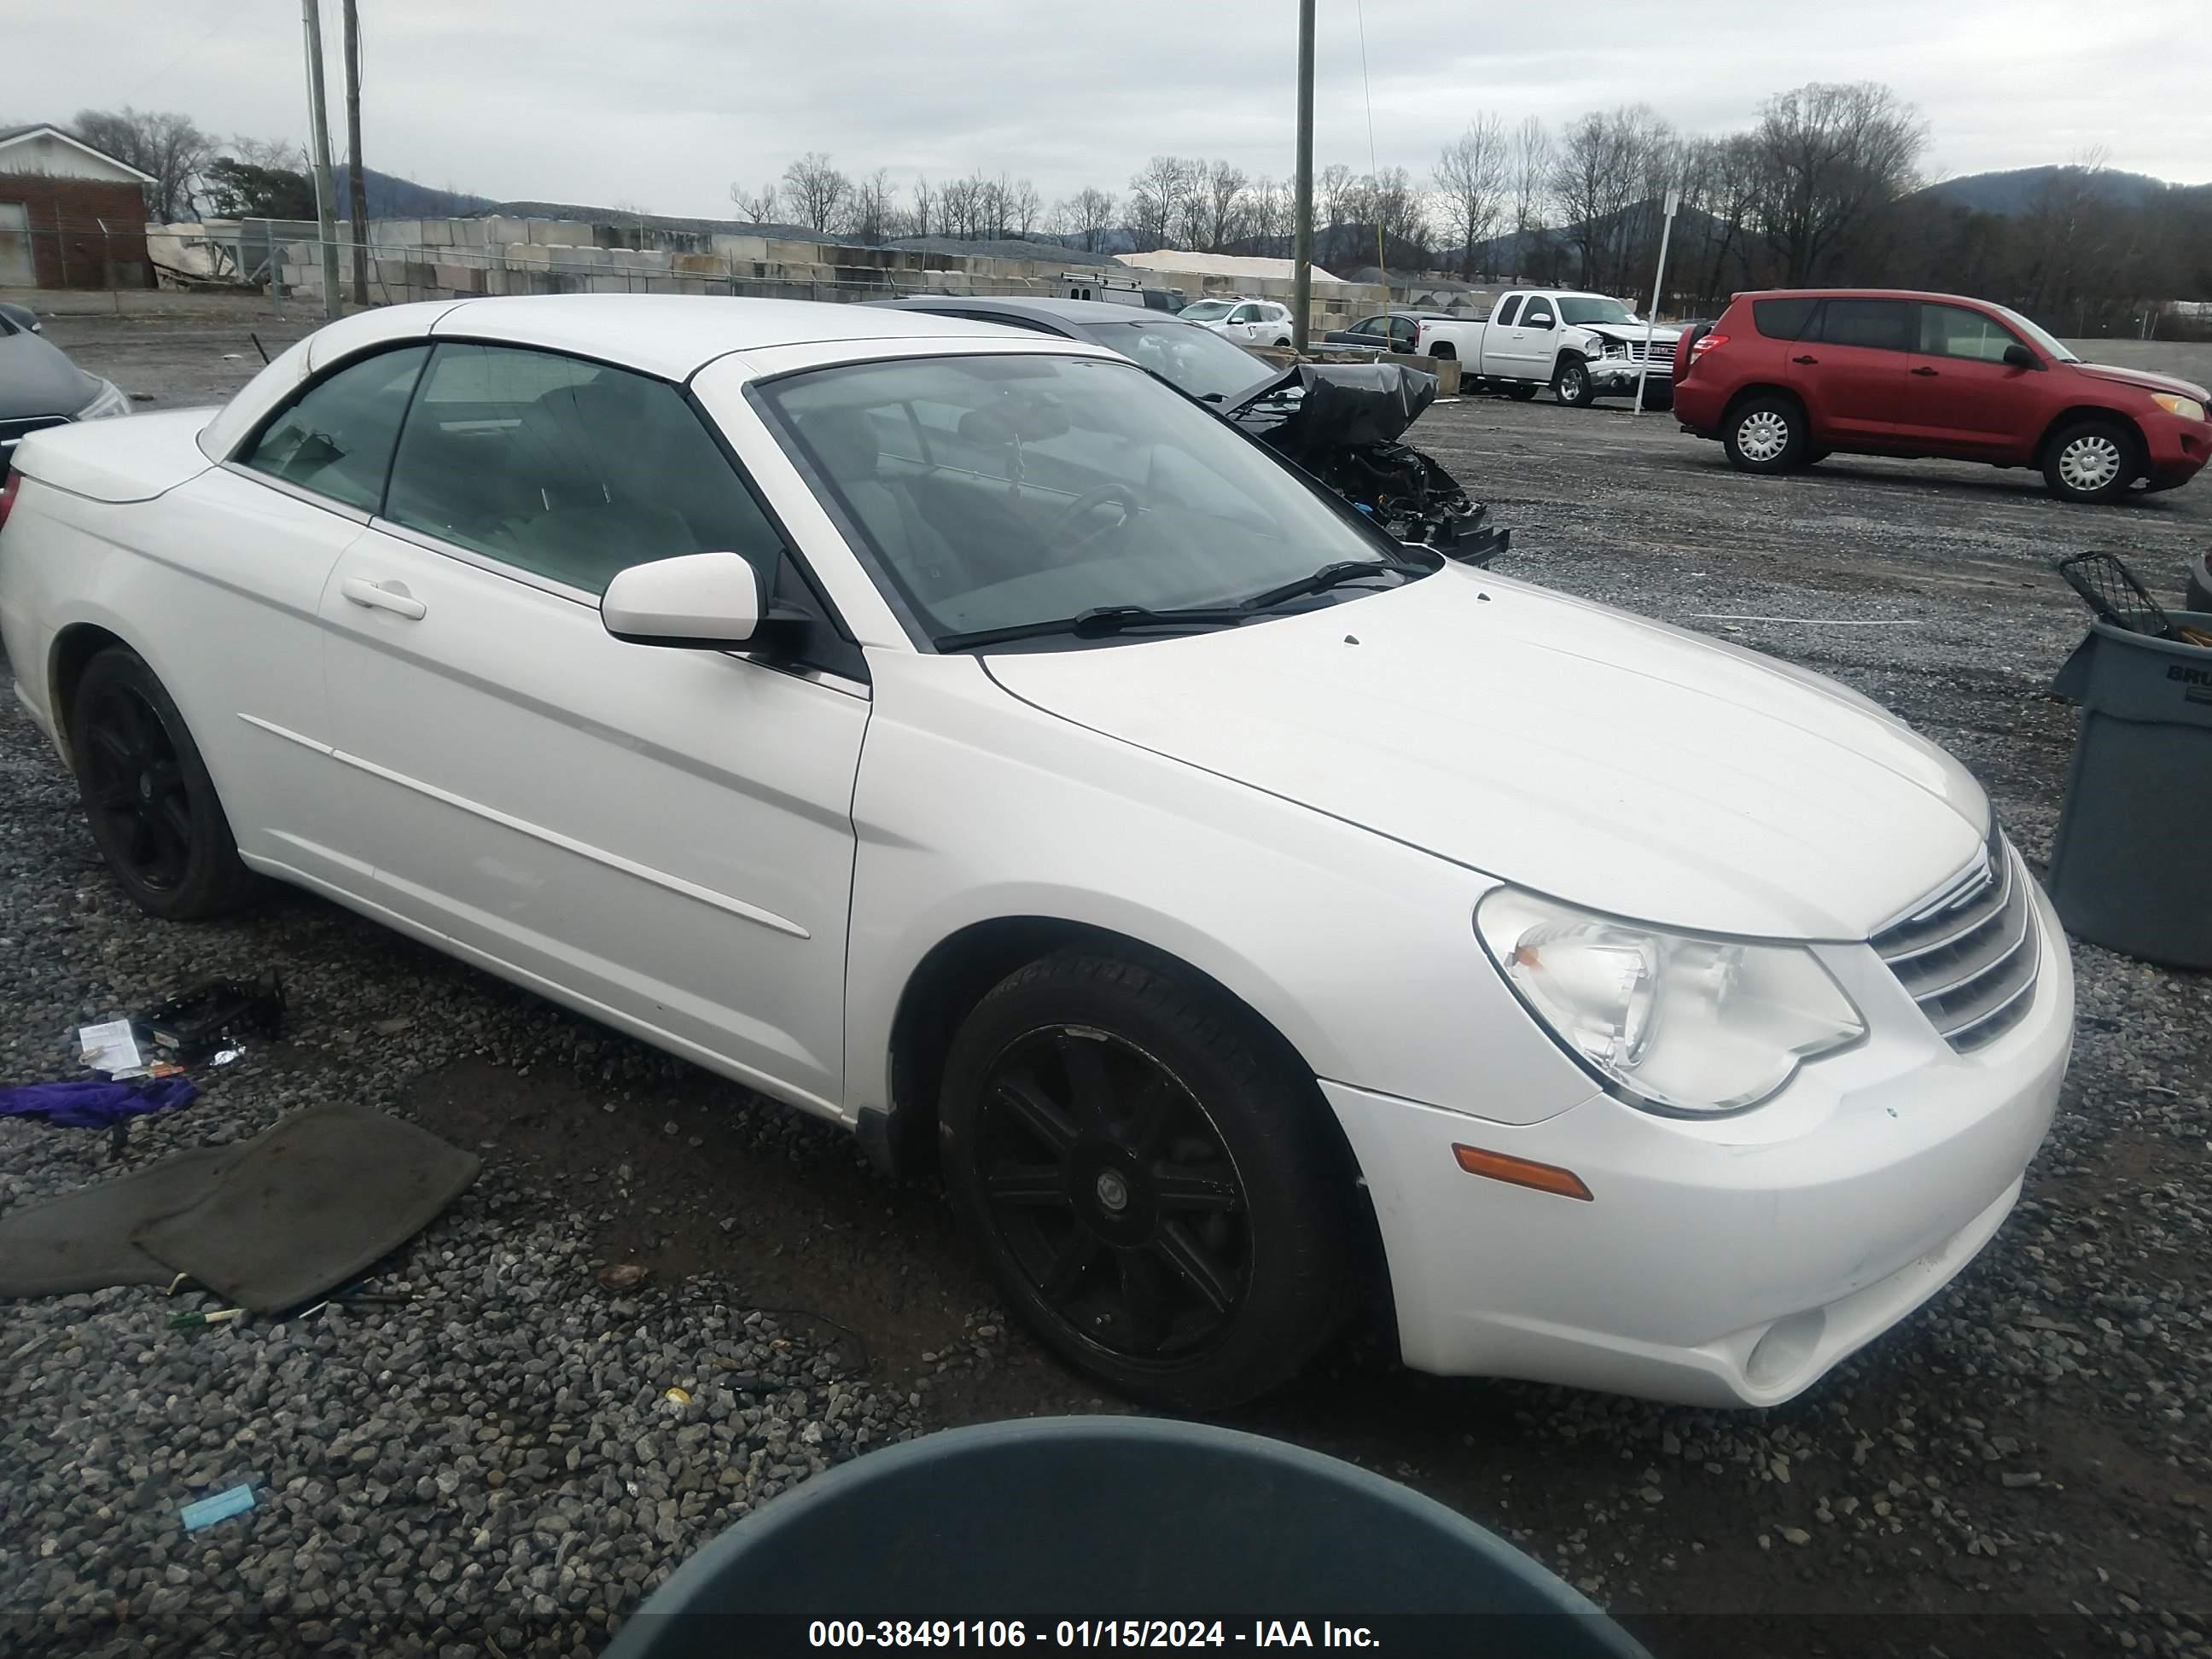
841 651 1600 1135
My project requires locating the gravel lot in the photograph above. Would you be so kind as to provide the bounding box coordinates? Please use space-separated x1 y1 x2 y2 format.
3 307 2209 1657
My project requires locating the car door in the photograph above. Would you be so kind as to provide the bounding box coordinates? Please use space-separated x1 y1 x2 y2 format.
1336 314 1389 348
1225 303 1263 343
1788 299 1912 445
1486 296 1557 382
160 342 431 889
316 340 869 1111
1386 316 1419 355
1900 301 2044 458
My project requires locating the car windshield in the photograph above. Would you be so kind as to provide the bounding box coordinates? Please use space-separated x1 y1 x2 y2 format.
1557 296 1635 326
1994 304 2080 363
1177 300 1236 322
1076 319 1274 403
758 353 1400 648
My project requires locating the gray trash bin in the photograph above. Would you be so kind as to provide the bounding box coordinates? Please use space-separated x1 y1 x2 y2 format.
2047 608 2212 967
604 1416 1648 1659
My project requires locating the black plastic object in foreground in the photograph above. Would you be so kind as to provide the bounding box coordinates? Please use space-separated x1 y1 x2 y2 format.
133 970 285 1062
602 1416 1648 1659
2048 609 2212 968
2187 549 2211 615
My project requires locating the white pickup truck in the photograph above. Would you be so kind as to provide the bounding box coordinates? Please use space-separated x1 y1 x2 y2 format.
1416 290 1682 409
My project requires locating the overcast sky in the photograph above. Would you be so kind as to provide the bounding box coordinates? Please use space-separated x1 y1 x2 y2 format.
8 0 2209 218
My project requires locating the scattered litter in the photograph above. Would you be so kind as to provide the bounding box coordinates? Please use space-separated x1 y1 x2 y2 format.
0 1076 197 1130
133 972 285 1065
1685 614 1924 626
597 1263 649 1292
167 1306 243 1330
77 1019 147 1078
220 352 243 360
662 1387 692 1406
209 1048 245 1068
178 1485 256 1532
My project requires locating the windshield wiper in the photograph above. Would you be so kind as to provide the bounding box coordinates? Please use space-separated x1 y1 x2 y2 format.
1238 554 1431 612
934 604 1251 652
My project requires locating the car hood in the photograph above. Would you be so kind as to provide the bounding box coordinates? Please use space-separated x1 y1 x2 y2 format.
0 329 101 420
984 568 1988 940
2070 362 2211 403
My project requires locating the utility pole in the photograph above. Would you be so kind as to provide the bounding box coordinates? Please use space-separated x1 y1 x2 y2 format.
1290 0 1315 353
301 0 344 322
342 0 370 306
1632 187 1679 416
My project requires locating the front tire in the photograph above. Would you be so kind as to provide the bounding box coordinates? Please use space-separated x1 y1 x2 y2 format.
2043 418 2140 504
940 952 1357 1412
1722 393 1808 474
1552 355 1597 407
67 646 255 920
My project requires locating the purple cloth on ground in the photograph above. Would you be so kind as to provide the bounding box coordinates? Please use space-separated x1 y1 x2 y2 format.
0 1077 199 1129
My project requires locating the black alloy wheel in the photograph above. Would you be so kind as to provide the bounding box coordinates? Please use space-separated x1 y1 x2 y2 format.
67 647 255 919
972 1025 1249 1365
940 952 1356 1410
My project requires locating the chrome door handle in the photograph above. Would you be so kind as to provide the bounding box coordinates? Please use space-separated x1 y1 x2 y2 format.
341 577 427 620
1792 354 1819 364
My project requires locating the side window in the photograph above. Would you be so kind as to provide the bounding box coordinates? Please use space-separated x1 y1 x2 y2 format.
1522 299 1556 328
240 346 429 513
1815 300 1912 352
383 342 784 597
1918 303 2022 363
1389 317 1417 347
1751 297 1819 340
1350 315 1383 335
1493 294 1523 326
1229 304 1260 323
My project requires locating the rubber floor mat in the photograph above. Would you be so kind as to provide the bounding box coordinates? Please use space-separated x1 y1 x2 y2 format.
0 1145 236 1297
131 1103 480 1312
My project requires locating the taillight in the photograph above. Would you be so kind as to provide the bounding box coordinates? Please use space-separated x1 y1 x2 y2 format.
1691 332 1728 359
0 469 18 535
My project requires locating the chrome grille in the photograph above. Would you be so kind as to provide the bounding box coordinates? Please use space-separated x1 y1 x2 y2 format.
0 415 69 457
1871 835 2040 1054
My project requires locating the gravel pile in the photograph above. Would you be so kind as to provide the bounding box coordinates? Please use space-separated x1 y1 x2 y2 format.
0 673 925 1658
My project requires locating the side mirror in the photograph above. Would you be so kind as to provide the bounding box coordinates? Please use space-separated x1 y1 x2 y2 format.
2002 343 2039 370
601 552 762 648
1527 312 1554 330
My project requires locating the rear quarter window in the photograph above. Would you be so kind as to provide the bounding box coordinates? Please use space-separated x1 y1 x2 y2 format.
1751 298 1819 340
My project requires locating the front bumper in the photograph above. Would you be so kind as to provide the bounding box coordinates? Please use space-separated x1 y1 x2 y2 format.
1586 352 1673 390
2142 411 2210 490
1327 880 2074 1406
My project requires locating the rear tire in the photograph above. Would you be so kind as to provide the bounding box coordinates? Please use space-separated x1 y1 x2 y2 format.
2042 418 2140 504
1722 394 1808 474
940 952 1357 1412
1552 356 1597 408
67 647 256 921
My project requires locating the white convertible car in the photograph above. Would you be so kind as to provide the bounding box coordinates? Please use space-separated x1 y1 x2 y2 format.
0 296 2071 1409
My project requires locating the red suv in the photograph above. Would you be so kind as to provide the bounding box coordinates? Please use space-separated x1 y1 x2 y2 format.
1672 288 2211 504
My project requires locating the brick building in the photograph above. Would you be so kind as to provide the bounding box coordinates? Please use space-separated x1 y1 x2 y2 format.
0 125 155 290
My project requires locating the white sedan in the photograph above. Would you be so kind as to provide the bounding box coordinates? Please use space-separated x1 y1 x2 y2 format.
0 296 2071 1410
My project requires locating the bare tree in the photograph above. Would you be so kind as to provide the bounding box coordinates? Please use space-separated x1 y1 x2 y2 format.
1006 178 1043 239
728 179 781 224
1066 186 1118 252
846 167 899 242
1364 166 1431 268
910 175 934 239
73 107 215 221
780 151 852 234
1750 81 1927 285
230 135 305 172
1200 160 1249 251
1548 106 1672 291
1435 115 1509 277
1243 177 1289 251
1126 155 1190 251
1317 163 1356 265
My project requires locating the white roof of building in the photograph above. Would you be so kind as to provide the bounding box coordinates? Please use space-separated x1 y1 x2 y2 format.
1114 250 1352 288
0 124 155 184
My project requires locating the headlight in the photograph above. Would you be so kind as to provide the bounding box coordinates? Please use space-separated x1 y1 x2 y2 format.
77 379 131 422
1476 888 1865 1115
2151 393 2206 422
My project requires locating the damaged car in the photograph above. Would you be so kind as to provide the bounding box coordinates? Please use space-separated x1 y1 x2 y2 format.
876 295 1506 561
1 303 131 463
